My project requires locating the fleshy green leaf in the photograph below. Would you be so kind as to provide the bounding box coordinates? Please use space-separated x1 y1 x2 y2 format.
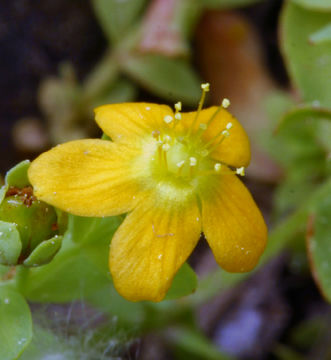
0 286 32 360
280 3 331 107
291 0 331 11
23 235 62 267
307 196 331 303
5 160 30 188
199 0 262 9
121 54 201 105
0 221 22 266
310 23 331 44
92 0 147 43
165 263 197 300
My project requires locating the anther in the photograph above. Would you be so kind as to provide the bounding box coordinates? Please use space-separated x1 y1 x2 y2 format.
221 130 230 137
201 83 210 92
164 115 173 124
189 157 197 166
152 130 160 138
163 135 171 142
214 163 222 172
199 123 207 130
175 102 182 111
162 143 171 152
222 98 230 108
176 160 185 168
226 122 233 130
236 167 245 176
175 113 182 120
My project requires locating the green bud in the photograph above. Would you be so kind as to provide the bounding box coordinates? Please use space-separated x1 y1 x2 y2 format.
0 161 67 267
0 191 58 254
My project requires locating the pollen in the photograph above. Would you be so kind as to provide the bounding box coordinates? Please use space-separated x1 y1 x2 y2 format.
176 160 185 168
162 143 171 152
201 83 210 91
222 98 231 108
189 157 197 166
174 102 182 111
214 163 222 172
164 115 173 124
236 167 245 176
175 113 182 120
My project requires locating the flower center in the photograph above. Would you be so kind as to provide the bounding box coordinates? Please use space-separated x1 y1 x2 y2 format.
148 84 245 190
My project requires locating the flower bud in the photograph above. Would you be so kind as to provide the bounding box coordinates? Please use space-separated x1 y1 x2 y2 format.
0 161 66 266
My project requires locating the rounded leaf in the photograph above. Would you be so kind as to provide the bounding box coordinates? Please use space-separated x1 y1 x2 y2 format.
0 220 22 265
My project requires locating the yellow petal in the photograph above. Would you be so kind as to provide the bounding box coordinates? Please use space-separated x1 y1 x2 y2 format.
181 107 251 168
201 173 267 272
109 194 201 302
95 103 173 142
28 139 143 217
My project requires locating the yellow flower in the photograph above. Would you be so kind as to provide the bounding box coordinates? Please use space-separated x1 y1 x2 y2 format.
28 87 267 302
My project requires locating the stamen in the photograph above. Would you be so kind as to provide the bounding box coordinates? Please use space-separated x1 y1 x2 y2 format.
164 115 173 124
226 122 233 129
222 98 231 108
221 130 230 137
188 83 210 136
236 167 245 176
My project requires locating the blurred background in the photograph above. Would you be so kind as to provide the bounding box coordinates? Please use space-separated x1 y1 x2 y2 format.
1 0 331 359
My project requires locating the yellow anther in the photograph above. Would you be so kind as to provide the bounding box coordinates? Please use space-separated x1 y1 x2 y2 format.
222 98 230 108
201 83 210 92
221 130 230 137
164 115 173 124
236 167 245 176
175 113 182 121
199 123 207 130
214 163 222 172
162 143 171 152
163 135 171 142
226 122 233 130
175 102 182 111
189 157 197 166
176 160 185 168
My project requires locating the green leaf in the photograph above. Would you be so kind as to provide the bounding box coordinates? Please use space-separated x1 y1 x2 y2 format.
23 235 62 267
0 286 32 360
0 221 22 266
280 3 331 107
307 195 331 303
165 263 197 300
310 23 331 44
199 0 262 9
5 160 30 188
291 0 331 11
121 54 201 105
92 0 147 43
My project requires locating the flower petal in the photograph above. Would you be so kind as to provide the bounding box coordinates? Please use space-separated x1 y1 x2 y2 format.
181 107 251 168
200 173 267 272
109 195 201 302
28 139 143 217
95 103 173 142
